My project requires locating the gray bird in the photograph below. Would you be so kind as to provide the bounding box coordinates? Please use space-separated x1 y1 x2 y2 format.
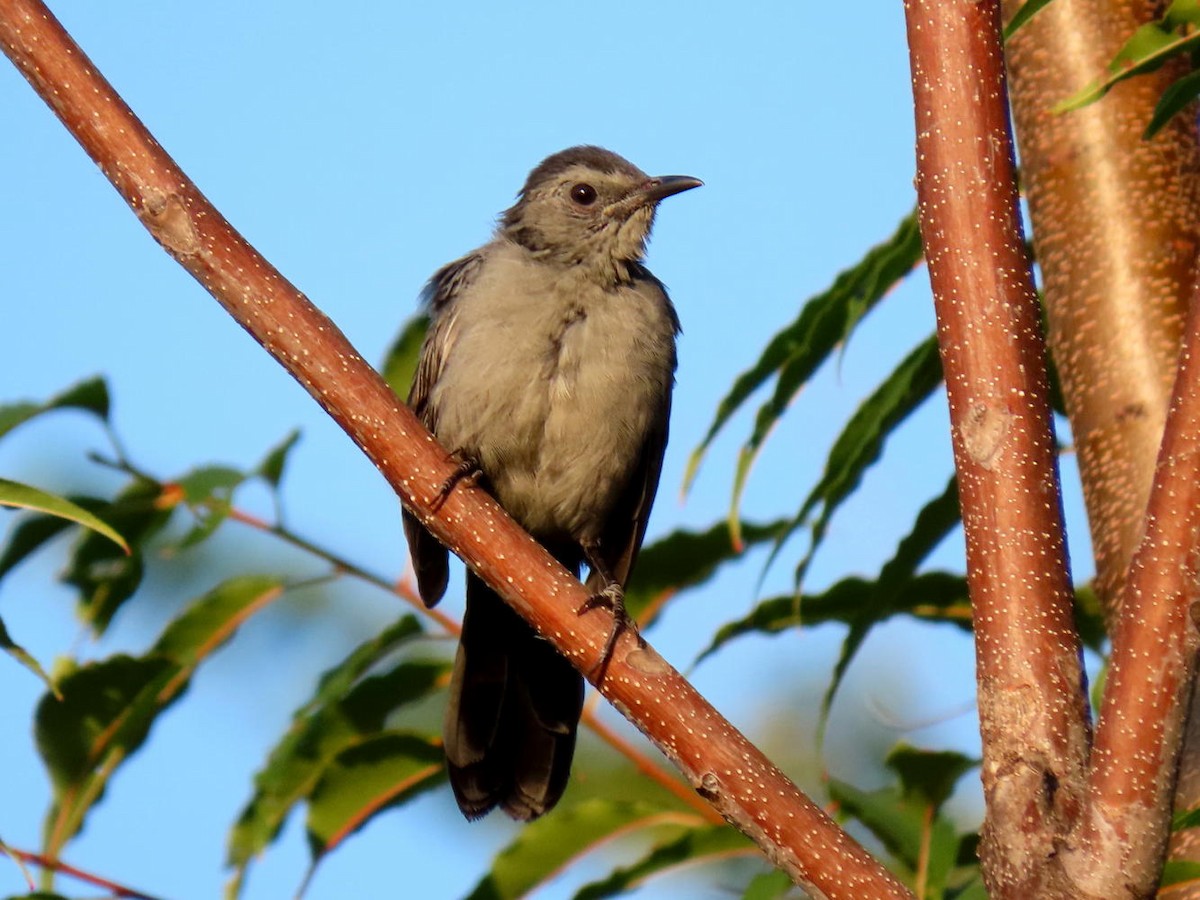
403 145 700 821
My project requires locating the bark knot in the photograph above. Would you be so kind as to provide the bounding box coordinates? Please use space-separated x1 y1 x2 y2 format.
139 188 199 257
960 401 1012 469
697 772 721 801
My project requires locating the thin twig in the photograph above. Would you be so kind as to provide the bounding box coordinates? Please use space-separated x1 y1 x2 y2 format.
223 507 459 634
3 844 164 900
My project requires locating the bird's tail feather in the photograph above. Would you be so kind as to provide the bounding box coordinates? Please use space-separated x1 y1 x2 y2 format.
443 573 584 820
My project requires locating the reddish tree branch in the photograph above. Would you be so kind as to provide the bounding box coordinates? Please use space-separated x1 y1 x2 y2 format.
2 844 163 900
0 0 910 895
1067 232 1200 899
1000 0 1195 619
904 1 1091 896
1000 0 1200 886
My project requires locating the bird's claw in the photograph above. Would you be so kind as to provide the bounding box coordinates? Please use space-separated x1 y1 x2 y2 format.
578 583 644 683
431 452 482 512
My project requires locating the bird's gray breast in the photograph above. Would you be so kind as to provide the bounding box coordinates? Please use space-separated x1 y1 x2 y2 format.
428 248 676 542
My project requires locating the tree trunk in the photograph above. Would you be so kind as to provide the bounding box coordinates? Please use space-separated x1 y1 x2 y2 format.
1001 0 1200 886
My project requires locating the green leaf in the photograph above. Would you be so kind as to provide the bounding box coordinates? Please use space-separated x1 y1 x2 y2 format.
61 478 172 635
0 510 78 582
1145 67 1200 138
1072 583 1107 653
0 616 58 697
573 823 748 899
711 573 969 755
256 429 302 490
814 479 962 731
172 436 305 548
0 479 128 554
700 571 970 662
170 465 247 549
36 576 285 855
380 313 429 398
684 211 922 504
885 744 978 811
1160 2 1200 32
227 617 432 883
696 422 955 681
175 465 246 505
0 377 110 441
1162 859 1200 890
830 776 926 866
1173 803 1200 833
1090 655 1109 716
232 663 443 895
781 334 944 587
829 775 962 897
152 575 285 665
1003 0 1057 39
741 868 795 900
946 876 989 900
955 833 981 868
36 654 180 854
1055 0 1200 114
304 731 444 858
34 654 174 791
297 616 428 721
625 518 787 624
466 800 701 900
877 477 960 590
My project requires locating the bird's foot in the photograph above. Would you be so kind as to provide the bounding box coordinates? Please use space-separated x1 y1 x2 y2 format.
578 583 645 683
431 452 482 512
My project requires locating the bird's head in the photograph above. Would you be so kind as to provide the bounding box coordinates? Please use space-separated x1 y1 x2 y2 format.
500 146 701 282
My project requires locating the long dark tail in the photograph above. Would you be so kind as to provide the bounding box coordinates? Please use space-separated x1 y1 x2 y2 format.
443 573 584 820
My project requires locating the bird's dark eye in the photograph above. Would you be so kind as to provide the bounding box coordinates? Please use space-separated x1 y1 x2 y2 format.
570 183 598 205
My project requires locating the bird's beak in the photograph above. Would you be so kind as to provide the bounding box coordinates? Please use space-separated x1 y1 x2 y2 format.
638 175 704 205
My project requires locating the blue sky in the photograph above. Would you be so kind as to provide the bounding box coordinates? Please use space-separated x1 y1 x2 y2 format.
0 4 1096 898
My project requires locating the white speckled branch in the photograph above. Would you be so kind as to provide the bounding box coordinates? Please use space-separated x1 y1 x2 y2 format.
905 0 1092 896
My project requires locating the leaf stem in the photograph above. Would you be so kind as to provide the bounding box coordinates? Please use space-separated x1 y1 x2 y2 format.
222 507 460 635
2 842 164 900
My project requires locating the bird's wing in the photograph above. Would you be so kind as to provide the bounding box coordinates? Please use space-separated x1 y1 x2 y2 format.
594 392 672 593
407 251 485 426
593 266 680 589
402 251 486 607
